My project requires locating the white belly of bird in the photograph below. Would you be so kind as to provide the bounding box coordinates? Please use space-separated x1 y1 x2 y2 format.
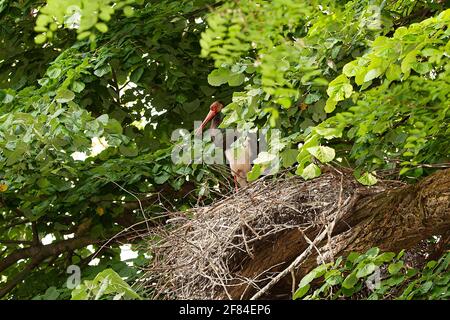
224 139 252 187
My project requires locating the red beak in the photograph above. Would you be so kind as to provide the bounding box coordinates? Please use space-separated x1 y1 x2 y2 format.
195 109 218 136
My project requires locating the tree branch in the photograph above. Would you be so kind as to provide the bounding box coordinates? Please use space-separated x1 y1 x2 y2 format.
217 169 450 299
0 258 43 299
31 222 40 246
0 236 97 275
110 64 122 105
0 239 33 246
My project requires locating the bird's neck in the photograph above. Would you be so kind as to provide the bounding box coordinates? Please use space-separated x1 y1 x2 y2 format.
210 113 223 130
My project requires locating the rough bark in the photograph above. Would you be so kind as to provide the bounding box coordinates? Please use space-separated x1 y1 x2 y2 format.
227 169 450 299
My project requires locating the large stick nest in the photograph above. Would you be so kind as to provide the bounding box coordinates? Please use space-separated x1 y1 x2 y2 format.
142 169 384 299
139 169 442 299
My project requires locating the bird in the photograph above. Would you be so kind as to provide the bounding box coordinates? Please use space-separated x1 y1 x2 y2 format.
195 101 253 190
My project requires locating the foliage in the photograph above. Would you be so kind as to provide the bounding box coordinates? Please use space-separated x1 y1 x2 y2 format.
0 0 448 299
294 248 450 300
71 268 141 300
1 0 224 299
200 0 449 181
317 9 450 175
35 0 142 47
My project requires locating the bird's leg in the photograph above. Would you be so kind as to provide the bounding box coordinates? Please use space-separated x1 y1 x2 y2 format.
233 175 239 193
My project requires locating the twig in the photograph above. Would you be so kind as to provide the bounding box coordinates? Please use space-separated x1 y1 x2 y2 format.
107 179 150 231
250 185 354 300
291 269 296 298
249 226 329 300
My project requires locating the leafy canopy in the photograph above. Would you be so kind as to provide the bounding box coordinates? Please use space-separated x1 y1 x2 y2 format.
294 248 450 300
0 0 448 299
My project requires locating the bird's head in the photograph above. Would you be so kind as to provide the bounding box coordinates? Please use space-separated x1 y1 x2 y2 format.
209 101 223 114
195 101 223 136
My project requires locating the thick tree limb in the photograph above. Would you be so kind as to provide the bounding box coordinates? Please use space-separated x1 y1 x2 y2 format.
31 222 39 246
0 258 44 299
0 240 33 246
249 226 329 300
0 236 100 299
227 169 450 299
0 236 96 276
146 169 450 299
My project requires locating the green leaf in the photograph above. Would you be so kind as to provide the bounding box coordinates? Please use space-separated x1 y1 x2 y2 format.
325 75 353 113
386 274 405 287
374 252 396 264
96 114 109 125
253 152 276 165
277 97 292 109
42 287 60 300
263 107 279 127
356 262 377 278
325 270 343 285
220 110 239 127
343 61 358 77
356 172 378 186
35 33 47 44
388 261 404 275
411 62 431 74
70 287 89 300
386 64 402 81
405 268 418 278
130 67 145 83
307 146 335 163
154 172 170 184
95 23 108 33
298 264 329 289
304 93 321 104
207 68 230 86
363 68 382 82
293 284 310 300
347 252 360 264
183 99 200 113
342 272 358 289
281 149 298 168
123 6 134 17
401 50 419 78
301 163 321 180
324 99 337 113
365 247 380 258
247 164 262 182
56 89 75 103
94 65 111 77
228 73 245 86
368 293 379 300
47 68 62 79
426 260 437 269
77 31 91 40
119 144 138 157
71 268 141 300
71 81 86 93
420 281 433 294
315 127 343 139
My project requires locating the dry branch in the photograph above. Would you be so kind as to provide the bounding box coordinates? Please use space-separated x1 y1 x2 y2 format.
142 168 450 299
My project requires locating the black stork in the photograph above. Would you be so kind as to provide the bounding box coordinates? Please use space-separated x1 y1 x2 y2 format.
195 101 253 190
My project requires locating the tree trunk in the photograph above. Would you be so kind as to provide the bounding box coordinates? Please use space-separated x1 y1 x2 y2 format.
226 169 450 299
